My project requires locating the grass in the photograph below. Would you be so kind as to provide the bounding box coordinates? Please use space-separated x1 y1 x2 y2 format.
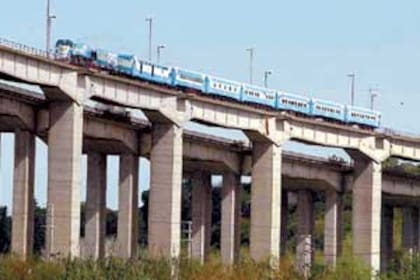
0 248 419 280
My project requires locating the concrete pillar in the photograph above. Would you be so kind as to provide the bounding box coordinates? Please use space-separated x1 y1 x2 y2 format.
352 157 382 273
280 191 288 256
250 141 281 261
11 130 35 258
221 172 241 264
191 172 212 263
148 124 183 258
117 153 139 259
380 204 393 272
296 190 314 279
85 152 106 259
46 102 83 258
402 207 418 255
324 190 343 268
413 208 419 253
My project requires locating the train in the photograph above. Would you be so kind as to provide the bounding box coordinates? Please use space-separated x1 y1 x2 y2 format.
54 39 381 128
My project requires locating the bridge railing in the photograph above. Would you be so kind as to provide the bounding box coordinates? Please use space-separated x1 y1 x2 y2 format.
0 37 48 58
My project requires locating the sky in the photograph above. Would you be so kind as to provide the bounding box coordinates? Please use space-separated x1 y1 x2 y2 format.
1 0 420 212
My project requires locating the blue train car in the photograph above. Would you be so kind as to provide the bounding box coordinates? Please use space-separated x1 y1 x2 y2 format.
96 49 118 71
311 98 345 121
136 61 172 85
241 84 277 108
205 75 242 101
55 39 73 60
172 67 207 92
70 42 94 60
151 64 173 85
117 54 140 76
345 106 381 128
277 91 311 115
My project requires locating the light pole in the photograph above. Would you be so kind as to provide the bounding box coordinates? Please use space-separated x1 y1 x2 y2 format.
46 0 56 58
146 17 153 61
157 44 165 64
369 88 379 110
264 70 272 88
347 72 355 106
246 48 254 84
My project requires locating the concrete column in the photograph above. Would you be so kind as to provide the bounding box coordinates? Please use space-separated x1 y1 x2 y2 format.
380 204 393 272
221 172 241 264
352 158 382 273
413 208 419 253
46 102 83 258
117 153 139 259
324 190 343 268
11 130 35 258
85 152 106 259
280 191 288 256
191 172 212 263
296 190 314 279
148 124 183 258
250 141 281 261
402 207 418 255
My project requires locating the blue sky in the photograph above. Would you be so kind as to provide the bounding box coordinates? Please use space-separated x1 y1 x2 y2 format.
1 0 420 211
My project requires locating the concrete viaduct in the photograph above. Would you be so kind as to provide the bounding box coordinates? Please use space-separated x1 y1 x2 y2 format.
1 42 420 275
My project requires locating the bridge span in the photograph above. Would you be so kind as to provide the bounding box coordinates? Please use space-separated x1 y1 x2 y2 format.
1 41 420 274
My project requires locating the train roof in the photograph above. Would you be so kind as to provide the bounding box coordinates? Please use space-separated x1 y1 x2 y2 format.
55 39 73 46
346 105 381 115
242 83 277 93
311 97 345 107
206 75 242 85
278 91 311 101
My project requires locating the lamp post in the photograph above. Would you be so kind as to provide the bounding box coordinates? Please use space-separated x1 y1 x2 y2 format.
46 0 56 58
369 88 379 110
264 70 272 88
146 17 153 61
347 72 355 106
157 44 165 64
246 48 254 84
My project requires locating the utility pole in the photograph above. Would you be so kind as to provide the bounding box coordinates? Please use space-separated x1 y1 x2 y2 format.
46 0 56 58
264 70 272 88
146 17 153 61
156 44 165 64
347 72 355 106
246 48 254 84
369 88 379 110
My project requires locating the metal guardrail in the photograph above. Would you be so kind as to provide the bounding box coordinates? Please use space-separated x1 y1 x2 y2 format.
377 127 420 138
0 37 48 58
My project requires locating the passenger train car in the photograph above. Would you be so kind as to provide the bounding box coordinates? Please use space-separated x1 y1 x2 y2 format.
54 39 382 129
241 84 277 108
277 91 311 115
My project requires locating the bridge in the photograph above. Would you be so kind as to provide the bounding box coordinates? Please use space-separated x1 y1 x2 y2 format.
1 39 420 275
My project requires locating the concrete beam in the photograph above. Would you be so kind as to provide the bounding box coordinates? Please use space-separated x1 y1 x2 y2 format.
0 95 35 131
117 154 139 259
46 101 83 258
148 124 183 258
221 172 241 264
250 141 281 261
191 172 212 264
84 152 106 259
11 129 35 258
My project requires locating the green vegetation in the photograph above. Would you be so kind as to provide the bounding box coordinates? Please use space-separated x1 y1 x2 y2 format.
1 159 420 278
